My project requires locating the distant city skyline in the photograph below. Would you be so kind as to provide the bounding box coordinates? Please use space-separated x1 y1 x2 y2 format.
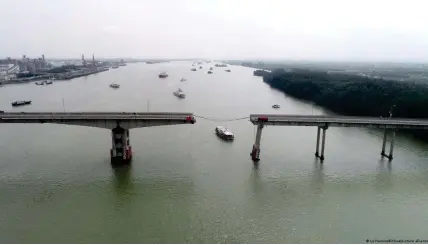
0 0 427 62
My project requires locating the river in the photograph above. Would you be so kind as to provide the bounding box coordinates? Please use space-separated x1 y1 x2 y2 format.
1 62 428 243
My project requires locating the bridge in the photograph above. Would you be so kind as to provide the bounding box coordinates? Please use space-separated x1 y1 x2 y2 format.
2 112 428 166
249 114 428 162
0 112 196 164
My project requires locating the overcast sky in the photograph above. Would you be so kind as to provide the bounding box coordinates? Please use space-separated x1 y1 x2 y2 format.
0 0 427 61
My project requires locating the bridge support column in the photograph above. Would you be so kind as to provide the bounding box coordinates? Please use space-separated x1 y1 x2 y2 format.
388 130 396 160
381 129 388 156
315 127 321 157
316 126 327 161
110 126 132 165
381 129 395 161
251 124 264 162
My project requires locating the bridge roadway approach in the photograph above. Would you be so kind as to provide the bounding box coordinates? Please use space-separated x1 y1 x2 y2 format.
0 112 196 165
250 114 428 162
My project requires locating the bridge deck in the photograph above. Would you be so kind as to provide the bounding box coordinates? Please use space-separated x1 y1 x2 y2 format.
0 112 194 120
250 114 428 130
0 112 196 129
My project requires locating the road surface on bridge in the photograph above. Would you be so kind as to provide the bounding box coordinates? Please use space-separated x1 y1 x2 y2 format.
0 112 194 120
250 114 428 130
0 112 196 129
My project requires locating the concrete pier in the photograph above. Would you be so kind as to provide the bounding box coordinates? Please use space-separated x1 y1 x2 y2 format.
381 129 388 156
319 127 327 161
388 130 396 160
315 127 321 157
111 126 132 165
314 126 328 161
251 124 264 161
381 130 395 161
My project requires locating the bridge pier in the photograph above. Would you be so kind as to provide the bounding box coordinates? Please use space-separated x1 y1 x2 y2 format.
381 129 388 156
251 124 264 162
319 127 327 161
381 129 395 161
315 127 321 157
315 126 328 161
111 126 132 165
388 131 396 160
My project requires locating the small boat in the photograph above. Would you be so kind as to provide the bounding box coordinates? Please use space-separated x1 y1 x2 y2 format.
225 69 231 72
210 67 213 70
110 83 120 88
12 100 31 107
159 72 169 78
191 68 197 71
199 66 202 69
215 126 234 141
173 88 185 98
45 80 53 85
207 70 213 74
272 104 280 109
180 78 187 82
35 81 45 85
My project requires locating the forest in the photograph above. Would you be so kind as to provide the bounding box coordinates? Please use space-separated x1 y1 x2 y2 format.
259 68 428 141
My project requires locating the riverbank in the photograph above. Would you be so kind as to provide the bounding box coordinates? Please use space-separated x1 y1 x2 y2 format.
1 66 110 85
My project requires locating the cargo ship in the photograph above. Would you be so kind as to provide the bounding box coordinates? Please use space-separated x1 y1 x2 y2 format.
173 88 186 98
215 126 234 141
159 72 169 78
11 100 31 107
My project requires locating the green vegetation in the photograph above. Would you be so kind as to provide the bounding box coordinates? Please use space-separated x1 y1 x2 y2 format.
253 70 270 76
260 68 428 141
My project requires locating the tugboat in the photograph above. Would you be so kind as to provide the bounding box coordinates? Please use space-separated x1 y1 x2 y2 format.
173 88 186 98
11 100 31 107
225 69 231 72
215 126 234 141
207 70 213 74
159 72 169 78
191 68 197 71
272 104 280 109
110 83 120 88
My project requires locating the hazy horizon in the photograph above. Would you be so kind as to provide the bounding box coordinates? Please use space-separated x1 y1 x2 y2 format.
1 0 427 62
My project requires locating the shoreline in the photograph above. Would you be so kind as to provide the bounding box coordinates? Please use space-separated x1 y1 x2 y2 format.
0 67 111 86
